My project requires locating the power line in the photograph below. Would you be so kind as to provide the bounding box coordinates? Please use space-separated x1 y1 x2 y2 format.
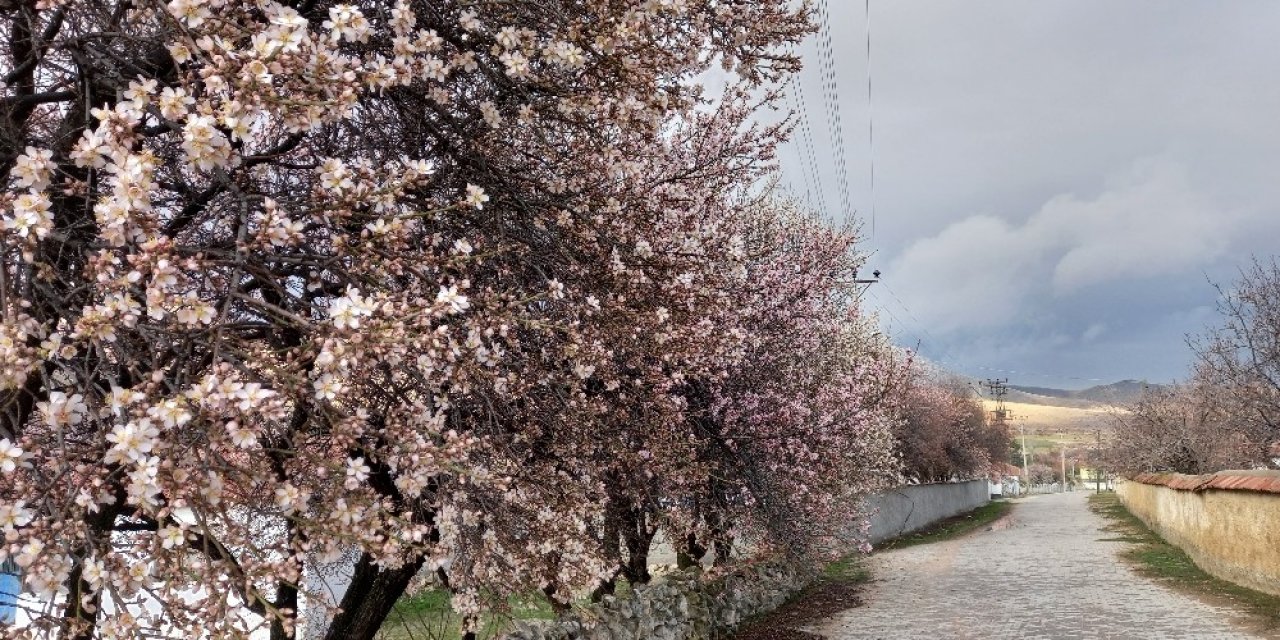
865 0 878 239
871 282 1111 385
863 289 904 337
813 0 855 220
790 75 830 217
783 85 814 208
871 280 966 369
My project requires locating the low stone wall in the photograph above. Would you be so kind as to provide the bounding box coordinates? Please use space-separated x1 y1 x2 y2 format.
504 562 811 640
862 479 991 545
1117 470 1280 596
503 480 991 640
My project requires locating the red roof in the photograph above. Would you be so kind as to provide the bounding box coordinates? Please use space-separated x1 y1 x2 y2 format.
1129 470 1280 495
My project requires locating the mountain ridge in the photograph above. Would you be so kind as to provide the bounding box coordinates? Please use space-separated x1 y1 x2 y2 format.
1007 379 1162 406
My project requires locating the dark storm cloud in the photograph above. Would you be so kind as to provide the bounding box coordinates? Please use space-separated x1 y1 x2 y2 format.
781 1 1280 388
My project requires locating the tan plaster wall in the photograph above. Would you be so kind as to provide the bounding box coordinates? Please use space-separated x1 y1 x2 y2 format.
1117 479 1280 596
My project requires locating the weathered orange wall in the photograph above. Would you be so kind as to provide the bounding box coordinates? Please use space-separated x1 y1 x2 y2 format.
1117 471 1280 597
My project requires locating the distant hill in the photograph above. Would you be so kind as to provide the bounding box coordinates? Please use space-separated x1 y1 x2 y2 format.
1008 380 1163 407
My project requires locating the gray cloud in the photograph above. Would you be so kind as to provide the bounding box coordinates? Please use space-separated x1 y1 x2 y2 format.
780 1 1280 387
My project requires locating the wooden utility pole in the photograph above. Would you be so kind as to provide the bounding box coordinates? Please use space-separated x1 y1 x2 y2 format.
1059 447 1067 492
1019 422 1029 485
1095 429 1102 494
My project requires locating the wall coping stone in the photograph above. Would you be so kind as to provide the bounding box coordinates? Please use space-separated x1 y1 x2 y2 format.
1128 470 1280 495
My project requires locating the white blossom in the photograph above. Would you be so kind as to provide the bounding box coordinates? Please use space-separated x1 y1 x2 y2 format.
436 285 470 314
106 420 160 464
159 525 186 549
0 500 33 531
12 146 54 189
329 288 376 330
37 391 87 429
465 184 489 209
167 0 210 27
344 456 371 489
4 191 55 240
0 438 23 474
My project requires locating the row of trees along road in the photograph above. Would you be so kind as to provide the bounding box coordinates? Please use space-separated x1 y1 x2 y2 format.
894 371 1011 484
1109 259 1280 475
0 2 1010 639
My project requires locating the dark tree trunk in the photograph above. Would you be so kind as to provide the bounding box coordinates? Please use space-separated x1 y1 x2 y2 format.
63 502 121 640
713 537 733 566
621 507 655 584
705 504 733 567
591 570 620 602
271 580 299 640
321 553 425 640
676 532 707 570
591 497 623 602
542 584 570 615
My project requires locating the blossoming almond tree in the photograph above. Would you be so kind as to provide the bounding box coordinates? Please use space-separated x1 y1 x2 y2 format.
0 0 827 638
894 366 1010 484
678 202 906 564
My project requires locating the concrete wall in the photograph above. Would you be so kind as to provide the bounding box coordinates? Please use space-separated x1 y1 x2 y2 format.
862 479 991 545
1117 472 1280 597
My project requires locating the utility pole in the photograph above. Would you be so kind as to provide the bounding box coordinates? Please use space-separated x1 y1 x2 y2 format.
1059 447 1067 492
1095 429 1102 494
981 378 1009 424
1019 422 1029 485
981 378 1022 492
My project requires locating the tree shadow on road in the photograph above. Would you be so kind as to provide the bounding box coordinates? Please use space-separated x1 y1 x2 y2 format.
730 555 868 640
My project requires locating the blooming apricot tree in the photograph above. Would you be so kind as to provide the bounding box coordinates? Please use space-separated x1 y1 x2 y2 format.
894 368 1009 483
0 0 835 638
0 0 946 638
677 203 905 563
576 198 910 595
1109 258 1280 475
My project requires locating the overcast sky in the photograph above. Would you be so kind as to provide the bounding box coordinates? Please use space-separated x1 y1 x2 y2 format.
778 1 1280 389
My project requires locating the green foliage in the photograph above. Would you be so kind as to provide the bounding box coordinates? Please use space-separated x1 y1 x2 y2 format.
377 589 557 640
820 554 872 584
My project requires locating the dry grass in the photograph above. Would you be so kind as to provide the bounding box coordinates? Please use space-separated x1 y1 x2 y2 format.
982 400 1121 452
985 399 1113 431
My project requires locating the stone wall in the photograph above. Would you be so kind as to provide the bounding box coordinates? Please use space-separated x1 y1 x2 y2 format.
862 479 992 545
502 480 992 640
1117 471 1280 596
504 562 811 640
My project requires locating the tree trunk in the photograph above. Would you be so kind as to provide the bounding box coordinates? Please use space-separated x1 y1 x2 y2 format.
591 498 623 602
321 553 424 640
621 507 654 584
63 502 121 640
713 537 733 566
271 580 298 640
676 532 706 571
706 506 733 567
